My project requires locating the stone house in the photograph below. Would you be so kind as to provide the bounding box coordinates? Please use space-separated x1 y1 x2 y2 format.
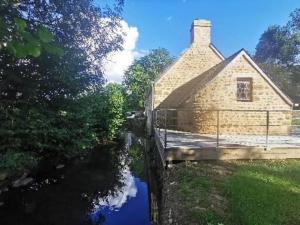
147 19 294 135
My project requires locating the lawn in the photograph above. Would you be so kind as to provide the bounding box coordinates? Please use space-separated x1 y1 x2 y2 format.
165 160 300 225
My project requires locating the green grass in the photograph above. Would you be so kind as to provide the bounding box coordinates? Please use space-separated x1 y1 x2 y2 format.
169 160 300 225
226 161 300 225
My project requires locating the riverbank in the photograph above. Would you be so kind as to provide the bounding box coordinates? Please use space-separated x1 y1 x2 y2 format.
0 140 121 203
161 160 300 225
0 134 152 225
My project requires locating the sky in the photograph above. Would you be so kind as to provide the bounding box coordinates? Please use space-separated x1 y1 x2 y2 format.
96 0 300 82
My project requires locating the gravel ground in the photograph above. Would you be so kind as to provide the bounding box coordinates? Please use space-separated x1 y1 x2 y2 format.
158 129 300 149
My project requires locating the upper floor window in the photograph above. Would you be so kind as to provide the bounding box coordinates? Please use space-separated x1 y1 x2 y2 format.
237 78 252 101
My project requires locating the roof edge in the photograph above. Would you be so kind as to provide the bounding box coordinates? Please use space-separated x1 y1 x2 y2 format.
154 48 190 84
154 43 225 85
239 50 294 106
209 43 225 60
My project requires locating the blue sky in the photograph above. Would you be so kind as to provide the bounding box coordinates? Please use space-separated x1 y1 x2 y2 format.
95 0 300 82
122 0 299 57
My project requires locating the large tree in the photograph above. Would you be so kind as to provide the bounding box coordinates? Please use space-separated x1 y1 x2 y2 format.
123 48 174 110
0 0 125 170
254 8 300 102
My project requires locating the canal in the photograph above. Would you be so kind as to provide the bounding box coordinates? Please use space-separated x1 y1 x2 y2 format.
0 131 160 225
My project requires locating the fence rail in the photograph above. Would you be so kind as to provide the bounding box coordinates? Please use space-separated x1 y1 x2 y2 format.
153 108 300 150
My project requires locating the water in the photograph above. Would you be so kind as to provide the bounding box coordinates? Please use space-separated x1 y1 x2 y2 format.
0 132 152 225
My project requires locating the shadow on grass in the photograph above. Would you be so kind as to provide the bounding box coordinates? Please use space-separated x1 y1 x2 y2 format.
166 160 300 225
225 160 300 225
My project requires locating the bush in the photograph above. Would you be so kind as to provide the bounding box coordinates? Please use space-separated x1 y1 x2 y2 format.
0 151 39 171
0 84 125 170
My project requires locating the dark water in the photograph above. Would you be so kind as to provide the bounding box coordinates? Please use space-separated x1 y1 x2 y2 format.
0 132 152 225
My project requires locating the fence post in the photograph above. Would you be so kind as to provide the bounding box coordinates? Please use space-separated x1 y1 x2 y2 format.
157 110 161 135
164 109 167 149
155 110 157 128
217 110 220 149
266 110 269 150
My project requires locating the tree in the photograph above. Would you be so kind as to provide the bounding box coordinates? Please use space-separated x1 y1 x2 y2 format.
123 48 174 110
254 26 299 66
254 8 300 103
0 0 125 170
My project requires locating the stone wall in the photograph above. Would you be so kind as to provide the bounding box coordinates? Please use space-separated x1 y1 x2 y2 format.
154 44 222 108
153 19 223 108
177 55 292 135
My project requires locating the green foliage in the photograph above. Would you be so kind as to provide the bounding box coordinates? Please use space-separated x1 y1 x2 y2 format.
258 63 300 102
5 17 63 58
0 1 125 171
124 64 148 109
128 143 145 178
0 85 125 163
103 84 126 140
76 84 125 142
123 48 174 110
254 8 300 102
0 104 94 159
0 151 38 171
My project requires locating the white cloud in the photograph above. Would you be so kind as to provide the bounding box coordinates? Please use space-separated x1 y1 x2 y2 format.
91 166 137 211
104 20 144 83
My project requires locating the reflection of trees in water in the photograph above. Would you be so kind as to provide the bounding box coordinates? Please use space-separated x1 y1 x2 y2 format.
81 144 130 224
125 132 146 179
0 144 128 225
85 132 145 223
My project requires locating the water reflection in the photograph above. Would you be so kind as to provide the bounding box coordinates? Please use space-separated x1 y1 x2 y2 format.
91 168 137 211
88 177 149 225
86 132 151 225
0 132 151 225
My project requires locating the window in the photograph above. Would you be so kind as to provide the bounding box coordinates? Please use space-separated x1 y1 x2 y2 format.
237 78 252 101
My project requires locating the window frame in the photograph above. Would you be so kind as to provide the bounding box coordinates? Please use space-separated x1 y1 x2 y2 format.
236 77 253 102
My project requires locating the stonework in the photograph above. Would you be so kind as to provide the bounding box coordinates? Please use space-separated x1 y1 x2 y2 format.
177 54 292 135
150 19 293 135
154 19 223 108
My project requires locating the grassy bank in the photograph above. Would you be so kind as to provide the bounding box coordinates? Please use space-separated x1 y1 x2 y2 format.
164 160 300 225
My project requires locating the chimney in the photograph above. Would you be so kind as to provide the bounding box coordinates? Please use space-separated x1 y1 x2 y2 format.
190 19 211 45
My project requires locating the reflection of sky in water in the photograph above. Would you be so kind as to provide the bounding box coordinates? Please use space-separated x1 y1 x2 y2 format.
90 170 151 225
89 177 150 225
88 132 151 225
91 167 137 211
